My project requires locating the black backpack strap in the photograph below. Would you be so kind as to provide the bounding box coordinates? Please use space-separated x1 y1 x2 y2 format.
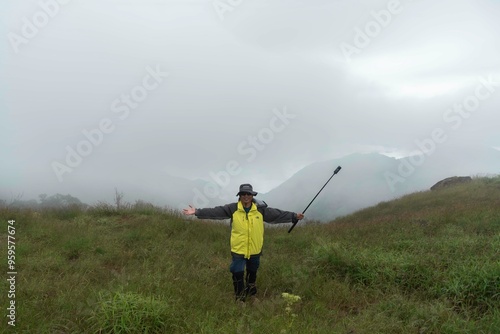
253 199 268 216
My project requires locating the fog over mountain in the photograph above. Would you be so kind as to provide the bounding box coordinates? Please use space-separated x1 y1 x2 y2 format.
4 148 500 222
1 1 500 215
261 148 500 221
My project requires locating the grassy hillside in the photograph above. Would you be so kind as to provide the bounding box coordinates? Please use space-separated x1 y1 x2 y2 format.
1 177 499 333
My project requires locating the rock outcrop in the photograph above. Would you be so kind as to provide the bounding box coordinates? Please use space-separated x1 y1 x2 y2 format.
430 176 472 191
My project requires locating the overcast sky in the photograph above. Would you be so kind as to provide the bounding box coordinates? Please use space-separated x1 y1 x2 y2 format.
1 0 500 203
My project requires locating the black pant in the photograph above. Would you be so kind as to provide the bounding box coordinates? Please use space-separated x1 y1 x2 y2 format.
230 254 260 300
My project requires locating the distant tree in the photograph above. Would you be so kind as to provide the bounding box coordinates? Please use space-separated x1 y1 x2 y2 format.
39 193 84 208
114 188 124 210
39 193 48 204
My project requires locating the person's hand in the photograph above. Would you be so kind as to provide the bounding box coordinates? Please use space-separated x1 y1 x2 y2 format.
183 205 196 215
296 213 304 220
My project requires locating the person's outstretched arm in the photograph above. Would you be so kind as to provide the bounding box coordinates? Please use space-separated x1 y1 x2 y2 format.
262 206 304 224
182 205 196 215
182 203 236 220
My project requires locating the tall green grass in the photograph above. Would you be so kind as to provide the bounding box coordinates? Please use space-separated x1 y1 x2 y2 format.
0 176 499 333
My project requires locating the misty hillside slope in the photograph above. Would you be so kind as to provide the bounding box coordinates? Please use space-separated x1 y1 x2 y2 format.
261 153 397 220
0 177 499 333
261 151 500 221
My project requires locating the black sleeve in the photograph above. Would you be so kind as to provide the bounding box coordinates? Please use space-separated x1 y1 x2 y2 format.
261 207 297 224
195 203 237 220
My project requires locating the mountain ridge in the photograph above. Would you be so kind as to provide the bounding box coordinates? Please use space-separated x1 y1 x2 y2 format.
3 149 500 220
259 149 500 221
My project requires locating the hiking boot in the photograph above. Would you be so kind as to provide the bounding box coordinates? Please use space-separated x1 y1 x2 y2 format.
232 272 245 302
245 270 258 297
245 283 257 296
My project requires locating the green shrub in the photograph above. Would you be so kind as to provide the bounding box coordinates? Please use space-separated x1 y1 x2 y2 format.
88 291 183 333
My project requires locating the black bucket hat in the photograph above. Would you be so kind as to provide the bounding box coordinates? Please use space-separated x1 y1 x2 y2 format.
236 183 258 196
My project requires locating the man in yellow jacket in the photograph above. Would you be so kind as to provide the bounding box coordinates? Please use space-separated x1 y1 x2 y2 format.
183 184 304 302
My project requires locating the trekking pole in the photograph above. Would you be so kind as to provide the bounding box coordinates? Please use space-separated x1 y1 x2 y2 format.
288 166 342 233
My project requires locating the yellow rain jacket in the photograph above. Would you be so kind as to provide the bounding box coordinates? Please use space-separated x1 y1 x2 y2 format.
195 199 297 259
